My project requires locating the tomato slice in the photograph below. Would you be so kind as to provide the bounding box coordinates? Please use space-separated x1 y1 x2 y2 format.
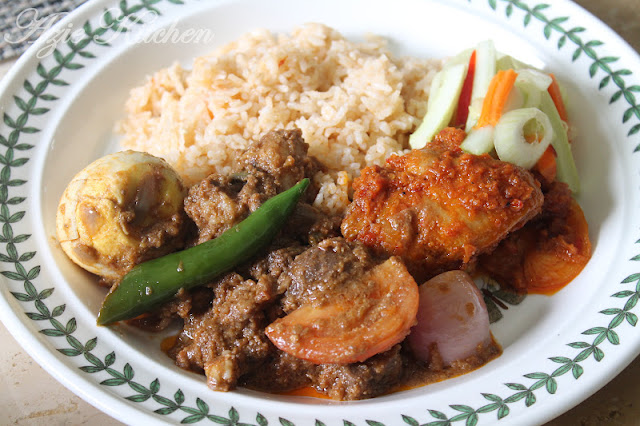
265 257 419 364
524 198 591 294
478 185 591 295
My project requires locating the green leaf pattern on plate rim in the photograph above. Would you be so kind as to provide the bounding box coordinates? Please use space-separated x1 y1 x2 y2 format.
3 0 639 424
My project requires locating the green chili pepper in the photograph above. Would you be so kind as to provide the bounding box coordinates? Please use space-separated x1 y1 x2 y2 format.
97 178 310 325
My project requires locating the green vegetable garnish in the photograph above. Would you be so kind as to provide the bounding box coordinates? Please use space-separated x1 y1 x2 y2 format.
97 178 310 325
493 107 553 169
409 62 467 149
538 90 580 193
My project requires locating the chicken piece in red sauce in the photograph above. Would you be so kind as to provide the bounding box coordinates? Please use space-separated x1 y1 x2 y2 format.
341 127 544 281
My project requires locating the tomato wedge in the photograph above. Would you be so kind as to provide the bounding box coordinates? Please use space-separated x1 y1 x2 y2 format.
523 198 591 294
265 257 419 364
478 189 591 295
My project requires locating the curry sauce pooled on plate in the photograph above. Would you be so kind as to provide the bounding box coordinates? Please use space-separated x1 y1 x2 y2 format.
55 24 591 400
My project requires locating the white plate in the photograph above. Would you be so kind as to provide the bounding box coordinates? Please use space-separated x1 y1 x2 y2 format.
1 0 639 424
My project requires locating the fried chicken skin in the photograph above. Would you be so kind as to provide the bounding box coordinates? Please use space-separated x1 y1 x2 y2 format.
341 128 544 280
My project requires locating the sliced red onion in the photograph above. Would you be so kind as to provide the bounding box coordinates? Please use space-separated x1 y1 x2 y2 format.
408 270 491 365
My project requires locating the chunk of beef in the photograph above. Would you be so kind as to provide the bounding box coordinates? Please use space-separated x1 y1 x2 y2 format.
128 286 213 332
241 351 316 393
257 238 412 398
245 343 404 400
169 246 302 391
244 245 306 290
238 128 323 191
278 237 375 313
314 345 404 400
184 129 322 244
170 272 275 391
184 173 271 243
285 203 342 246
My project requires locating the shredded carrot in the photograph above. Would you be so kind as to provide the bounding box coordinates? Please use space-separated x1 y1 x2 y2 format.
534 145 557 184
548 73 568 123
475 69 518 128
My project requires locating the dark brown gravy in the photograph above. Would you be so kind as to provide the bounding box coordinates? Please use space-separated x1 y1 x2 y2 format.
271 337 501 400
161 333 501 400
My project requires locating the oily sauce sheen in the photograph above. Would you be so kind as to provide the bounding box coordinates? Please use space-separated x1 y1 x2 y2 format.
341 128 544 282
129 128 585 400
479 180 591 295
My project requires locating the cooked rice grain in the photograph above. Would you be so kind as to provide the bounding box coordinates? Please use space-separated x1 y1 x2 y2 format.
117 23 441 214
